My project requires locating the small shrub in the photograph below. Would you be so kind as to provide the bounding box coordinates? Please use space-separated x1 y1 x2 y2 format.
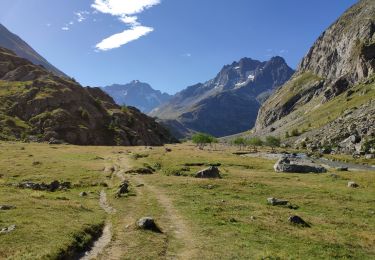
291 129 300 137
265 136 281 152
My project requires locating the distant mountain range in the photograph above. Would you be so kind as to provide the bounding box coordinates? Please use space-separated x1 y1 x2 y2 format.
0 23 66 77
150 56 294 138
102 81 172 113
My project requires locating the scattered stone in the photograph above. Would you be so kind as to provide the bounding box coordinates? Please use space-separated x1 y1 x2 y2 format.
18 180 71 192
348 181 359 188
267 197 289 206
274 157 327 173
229 218 237 223
0 224 16 234
32 161 42 166
365 154 375 159
137 217 162 233
336 167 348 171
0 205 16 210
136 184 144 187
104 166 115 174
250 216 256 221
195 166 221 178
125 167 154 175
288 215 310 227
116 181 129 197
165 148 172 152
79 192 88 197
48 138 63 145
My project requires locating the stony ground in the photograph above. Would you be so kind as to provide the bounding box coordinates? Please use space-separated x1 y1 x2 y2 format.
0 142 374 259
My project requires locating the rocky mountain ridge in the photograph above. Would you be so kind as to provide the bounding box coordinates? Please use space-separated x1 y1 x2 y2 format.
254 0 375 155
151 56 294 138
0 23 67 78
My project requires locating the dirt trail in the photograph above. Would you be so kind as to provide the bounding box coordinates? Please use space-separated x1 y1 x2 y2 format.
117 156 198 260
80 190 114 260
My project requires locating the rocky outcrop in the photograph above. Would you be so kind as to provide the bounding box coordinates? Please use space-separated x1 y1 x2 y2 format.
0 47 176 145
151 57 294 138
195 166 221 178
274 157 327 173
254 0 375 155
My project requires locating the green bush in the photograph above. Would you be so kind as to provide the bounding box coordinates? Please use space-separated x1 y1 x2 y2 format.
247 137 263 152
192 133 215 149
265 136 281 152
362 138 375 154
291 129 300 137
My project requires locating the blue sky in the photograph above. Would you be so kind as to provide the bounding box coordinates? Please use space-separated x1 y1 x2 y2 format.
0 0 357 94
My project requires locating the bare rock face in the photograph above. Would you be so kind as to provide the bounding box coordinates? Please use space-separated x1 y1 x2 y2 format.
254 0 375 155
0 47 176 145
151 56 294 138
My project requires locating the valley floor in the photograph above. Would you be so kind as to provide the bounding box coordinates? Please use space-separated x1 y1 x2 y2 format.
0 142 374 259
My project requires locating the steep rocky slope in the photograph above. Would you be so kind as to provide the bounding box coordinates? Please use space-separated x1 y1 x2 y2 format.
0 47 175 145
254 0 375 154
151 57 294 138
103 80 171 113
0 23 66 77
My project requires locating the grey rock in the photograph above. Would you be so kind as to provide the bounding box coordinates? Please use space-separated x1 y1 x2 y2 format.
274 157 327 173
79 192 88 197
348 181 359 188
18 180 70 192
267 197 289 206
48 138 63 145
0 205 16 210
136 217 161 233
116 181 129 196
365 154 375 159
0 224 16 234
195 166 221 178
288 216 310 227
336 167 348 171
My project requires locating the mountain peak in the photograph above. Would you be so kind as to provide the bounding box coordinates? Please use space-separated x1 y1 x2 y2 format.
103 81 171 113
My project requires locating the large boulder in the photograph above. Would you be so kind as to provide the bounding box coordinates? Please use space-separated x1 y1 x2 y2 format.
195 166 221 178
274 157 327 173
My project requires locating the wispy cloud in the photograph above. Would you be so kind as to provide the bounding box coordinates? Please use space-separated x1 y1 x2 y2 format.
62 26 70 31
96 26 154 51
182 53 192 58
76 11 90 22
91 0 161 51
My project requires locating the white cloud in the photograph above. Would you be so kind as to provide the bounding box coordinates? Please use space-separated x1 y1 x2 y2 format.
91 0 161 51
96 26 153 51
91 0 160 16
62 26 70 31
182 53 192 57
75 11 90 22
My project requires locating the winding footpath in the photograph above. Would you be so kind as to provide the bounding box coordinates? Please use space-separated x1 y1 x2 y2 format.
81 154 197 259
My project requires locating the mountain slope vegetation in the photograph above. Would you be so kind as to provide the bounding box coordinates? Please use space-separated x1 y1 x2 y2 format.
254 0 375 154
0 47 175 145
